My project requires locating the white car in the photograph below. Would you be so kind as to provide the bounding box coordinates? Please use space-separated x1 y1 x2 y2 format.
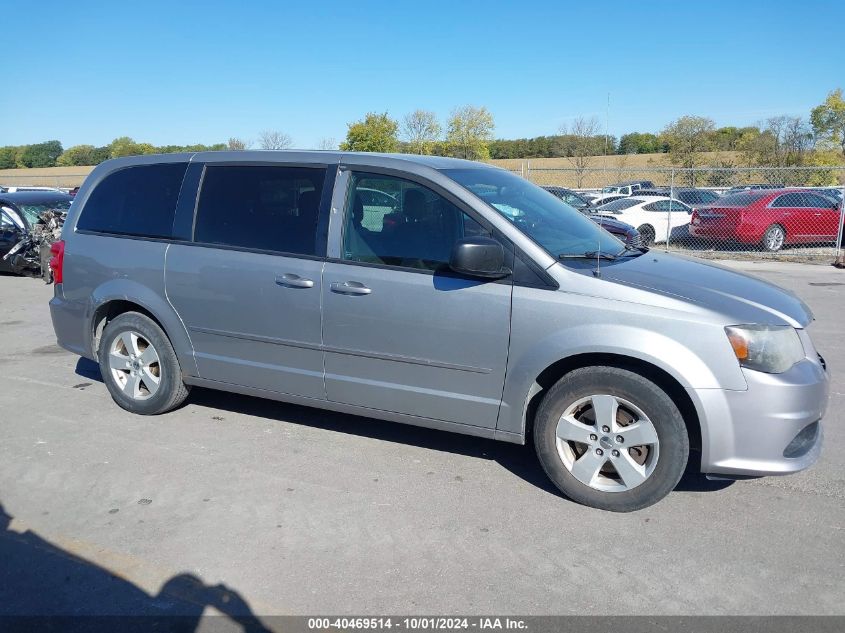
593 196 692 245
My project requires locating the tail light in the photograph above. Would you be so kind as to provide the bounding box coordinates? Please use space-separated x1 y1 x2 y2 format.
49 240 65 284
691 209 700 225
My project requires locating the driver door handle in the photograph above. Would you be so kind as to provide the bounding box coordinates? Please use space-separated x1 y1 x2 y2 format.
330 281 372 295
275 273 314 289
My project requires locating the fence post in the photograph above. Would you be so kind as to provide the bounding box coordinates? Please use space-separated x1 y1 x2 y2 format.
666 169 675 251
835 183 845 268
520 161 525 179
526 160 531 181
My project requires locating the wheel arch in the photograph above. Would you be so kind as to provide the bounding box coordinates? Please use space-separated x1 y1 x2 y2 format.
87 284 197 377
521 352 702 468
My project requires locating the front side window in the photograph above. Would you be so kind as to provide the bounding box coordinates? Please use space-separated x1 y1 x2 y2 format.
194 165 326 255
342 173 487 271
77 163 188 238
444 168 623 258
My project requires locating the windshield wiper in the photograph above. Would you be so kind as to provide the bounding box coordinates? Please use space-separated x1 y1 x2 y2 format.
558 250 617 261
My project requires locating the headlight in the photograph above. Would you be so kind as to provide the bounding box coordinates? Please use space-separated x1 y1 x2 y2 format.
725 325 805 374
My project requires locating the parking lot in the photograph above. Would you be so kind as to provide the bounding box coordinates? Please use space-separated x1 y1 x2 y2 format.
1 260 843 618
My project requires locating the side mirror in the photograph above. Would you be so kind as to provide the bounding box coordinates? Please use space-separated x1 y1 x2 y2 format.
449 236 509 279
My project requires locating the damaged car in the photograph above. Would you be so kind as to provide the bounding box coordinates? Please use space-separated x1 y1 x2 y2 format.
0 191 71 281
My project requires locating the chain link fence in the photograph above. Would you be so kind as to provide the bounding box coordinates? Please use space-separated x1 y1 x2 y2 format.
506 165 845 264
3 166 844 264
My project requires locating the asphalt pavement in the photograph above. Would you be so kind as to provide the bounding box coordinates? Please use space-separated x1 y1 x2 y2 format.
0 259 843 618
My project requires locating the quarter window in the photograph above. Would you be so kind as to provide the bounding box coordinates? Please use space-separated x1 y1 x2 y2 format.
77 163 188 238
194 165 326 255
342 173 487 271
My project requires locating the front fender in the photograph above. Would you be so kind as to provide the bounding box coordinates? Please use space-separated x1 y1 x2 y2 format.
497 323 745 437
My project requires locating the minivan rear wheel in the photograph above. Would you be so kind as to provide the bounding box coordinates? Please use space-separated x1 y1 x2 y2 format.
534 366 688 512
98 312 190 415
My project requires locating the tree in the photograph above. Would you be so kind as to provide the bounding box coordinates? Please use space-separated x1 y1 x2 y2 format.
0 147 16 169
18 140 63 168
108 137 155 159
340 112 399 152
618 132 661 154
57 145 99 166
317 137 337 150
227 137 249 150
401 110 441 154
559 117 601 187
446 105 494 160
740 116 812 169
810 88 845 155
660 116 715 183
258 130 293 150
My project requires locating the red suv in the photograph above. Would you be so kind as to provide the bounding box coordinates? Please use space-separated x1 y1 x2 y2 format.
690 189 842 252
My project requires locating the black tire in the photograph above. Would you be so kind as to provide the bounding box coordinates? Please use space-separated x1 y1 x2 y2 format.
637 225 655 246
761 224 786 252
534 366 689 512
98 312 190 415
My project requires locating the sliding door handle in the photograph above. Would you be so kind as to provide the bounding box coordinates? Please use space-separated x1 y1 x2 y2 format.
330 281 372 295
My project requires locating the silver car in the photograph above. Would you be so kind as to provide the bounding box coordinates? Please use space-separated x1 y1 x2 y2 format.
48 152 828 511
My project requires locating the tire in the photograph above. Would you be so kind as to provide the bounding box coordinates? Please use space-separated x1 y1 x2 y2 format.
761 224 786 252
637 225 655 246
534 366 689 512
98 312 190 415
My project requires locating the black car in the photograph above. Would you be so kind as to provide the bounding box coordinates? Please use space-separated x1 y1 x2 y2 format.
635 188 721 206
0 191 72 275
542 186 641 246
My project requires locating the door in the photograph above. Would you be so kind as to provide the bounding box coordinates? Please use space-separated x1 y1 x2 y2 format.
321 171 512 428
802 193 841 240
165 164 329 399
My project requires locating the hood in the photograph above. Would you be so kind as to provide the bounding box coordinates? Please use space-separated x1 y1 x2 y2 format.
591 252 812 328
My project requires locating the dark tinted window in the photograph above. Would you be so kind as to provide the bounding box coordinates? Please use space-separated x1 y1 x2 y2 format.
597 198 641 211
342 173 487 271
716 191 768 207
78 163 188 238
194 165 325 255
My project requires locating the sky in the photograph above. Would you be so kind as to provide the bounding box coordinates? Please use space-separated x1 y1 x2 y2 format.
2 0 844 149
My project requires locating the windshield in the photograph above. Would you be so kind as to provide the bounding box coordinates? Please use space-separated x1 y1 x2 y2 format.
17 200 72 225
713 191 768 207
443 168 624 257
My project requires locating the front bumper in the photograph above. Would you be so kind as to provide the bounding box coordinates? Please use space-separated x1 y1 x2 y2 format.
692 350 828 477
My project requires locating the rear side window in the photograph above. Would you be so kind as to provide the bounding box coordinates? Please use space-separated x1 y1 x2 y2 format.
194 165 325 255
77 163 188 238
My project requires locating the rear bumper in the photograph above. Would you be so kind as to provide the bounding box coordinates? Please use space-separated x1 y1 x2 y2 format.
690 222 761 244
49 286 89 358
692 353 828 477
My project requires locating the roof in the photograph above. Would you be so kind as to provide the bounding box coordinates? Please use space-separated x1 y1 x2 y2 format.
96 150 500 173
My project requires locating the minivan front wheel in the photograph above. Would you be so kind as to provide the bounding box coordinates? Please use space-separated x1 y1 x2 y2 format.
98 312 190 415
534 366 688 512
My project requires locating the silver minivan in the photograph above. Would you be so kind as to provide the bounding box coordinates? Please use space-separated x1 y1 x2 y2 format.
49 152 828 511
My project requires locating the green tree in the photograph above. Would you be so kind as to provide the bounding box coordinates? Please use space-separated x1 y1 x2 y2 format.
401 110 441 154
340 112 399 152
810 88 845 155
57 144 99 166
108 137 156 158
660 115 715 182
19 140 63 168
0 146 16 169
446 105 494 160
618 132 661 154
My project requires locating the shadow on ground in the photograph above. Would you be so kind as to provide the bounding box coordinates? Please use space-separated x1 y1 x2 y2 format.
0 503 272 630
76 356 731 500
